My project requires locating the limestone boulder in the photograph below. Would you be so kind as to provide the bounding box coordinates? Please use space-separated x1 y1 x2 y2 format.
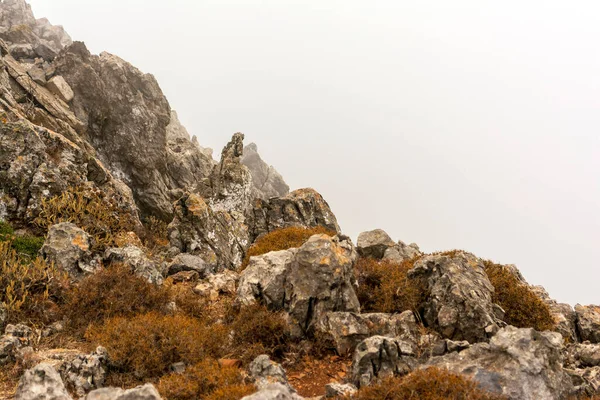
576 305 600 344
104 246 164 285
356 229 395 259
15 363 72 400
40 223 98 279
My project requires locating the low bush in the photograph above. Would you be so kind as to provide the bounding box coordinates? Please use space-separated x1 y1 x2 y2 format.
483 261 555 331
355 257 425 314
0 221 13 237
0 241 67 325
63 264 171 333
0 221 45 258
85 312 229 380
230 304 292 363
157 358 253 400
350 367 505 400
33 186 137 251
241 226 335 270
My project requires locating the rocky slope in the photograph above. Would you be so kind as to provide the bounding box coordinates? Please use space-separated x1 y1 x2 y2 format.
0 2 599 400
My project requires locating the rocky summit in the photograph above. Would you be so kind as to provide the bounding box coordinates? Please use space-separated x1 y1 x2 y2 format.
0 2 598 400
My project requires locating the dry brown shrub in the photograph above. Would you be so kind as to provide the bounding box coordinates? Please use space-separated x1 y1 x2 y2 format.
230 304 292 363
85 312 229 380
204 384 255 400
350 368 506 400
355 257 425 314
0 241 68 325
62 264 171 334
157 358 251 400
33 186 137 251
241 226 335 270
483 261 555 331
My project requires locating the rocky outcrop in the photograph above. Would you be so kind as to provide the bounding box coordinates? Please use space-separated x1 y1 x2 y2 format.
568 367 600 398
59 347 108 397
167 253 212 278
241 383 303 400
351 336 416 388
0 324 31 365
248 355 295 393
356 229 396 259
104 246 164 285
426 326 574 400
409 251 503 343
241 143 289 201
40 223 98 279
383 240 422 264
168 192 249 271
0 122 138 228
51 43 215 220
315 311 421 355
192 270 237 300
532 286 578 343
249 188 340 242
85 384 162 400
15 363 72 400
576 305 600 344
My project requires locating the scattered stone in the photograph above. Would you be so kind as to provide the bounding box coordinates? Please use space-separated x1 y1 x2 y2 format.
426 326 574 400
351 336 416 388
241 383 303 400
576 305 600 344
85 384 162 400
167 253 213 278
41 223 98 279
60 347 108 397
356 229 396 259
15 363 73 400
104 246 164 285
324 382 357 398
46 75 74 103
408 251 503 343
248 355 295 393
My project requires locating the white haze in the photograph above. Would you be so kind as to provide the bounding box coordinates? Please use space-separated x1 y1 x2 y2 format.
28 0 600 306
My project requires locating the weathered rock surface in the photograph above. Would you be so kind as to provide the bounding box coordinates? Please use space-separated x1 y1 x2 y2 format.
241 383 303 400
249 355 295 393
168 192 249 270
531 285 578 343
15 363 72 400
567 367 600 397
0 304 6 333
351 336 416 388
576 305 600 344
0 324 31 365
0 122 138 228
356 229 396 259
383 240 422 264
85 384 162 400
249 188 340 242
237 249 297 307
104 246 164 285
324 383 357 398
315 311 421 355
566 342 600 368
426 326 574 400
284 235 360 337
40 223 98 279
409 251 503 343
167 253 213 278
241 143 289 201
192 270 238 300
60 347 108 397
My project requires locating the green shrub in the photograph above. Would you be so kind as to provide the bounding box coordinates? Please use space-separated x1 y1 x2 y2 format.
355 257 425 314
241 226 335 270
0 221 14 237
483 261 555 331
11 235 44 258
350 367 505 400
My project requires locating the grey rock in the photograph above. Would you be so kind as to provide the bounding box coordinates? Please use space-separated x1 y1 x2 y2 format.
9 43 35 60
167 253 213 278
0 324 31 365
566 342 600 368
60 347 107 397
315 311 421 355
383 241 422 264
249 188 341 242
530 285 578 343
241 142 289 201
85 384 162 400
45 75 73 103
576 305 600 344
284 235 360 338
27 66 46 85
192 270 238 300
351 336 416 388
567 367 600 397
249 355 295 392
241 383 303 400
0 304 6 333
168 192 249 270
324 382 357 398
15 363 72 400
104 246 164 285
41 223 98 279
356 229 395 259
445 339 470 353
237 249 297 307
426 326 574 400
408 251 502 343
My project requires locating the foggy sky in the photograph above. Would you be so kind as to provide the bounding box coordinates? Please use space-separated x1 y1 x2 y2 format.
28 0 599 306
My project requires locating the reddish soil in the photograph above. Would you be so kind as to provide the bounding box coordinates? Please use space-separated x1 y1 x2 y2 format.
286 355 352 397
